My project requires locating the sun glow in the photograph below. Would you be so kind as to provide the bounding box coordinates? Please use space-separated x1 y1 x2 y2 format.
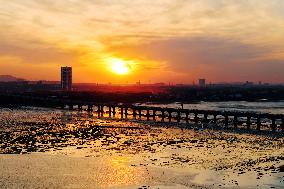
108 57 131 75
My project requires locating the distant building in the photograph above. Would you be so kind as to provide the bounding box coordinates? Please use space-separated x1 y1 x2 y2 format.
198 79 206 87
61 67 72 91
244 81 254 86
136 80 141 86
153 82 166 86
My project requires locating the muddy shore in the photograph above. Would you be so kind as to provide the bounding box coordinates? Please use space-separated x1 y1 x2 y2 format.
0 107 283 189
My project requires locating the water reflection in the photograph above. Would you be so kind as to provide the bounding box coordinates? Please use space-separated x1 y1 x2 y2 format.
0 107 283 188
95 156 147 188
140 101 284 114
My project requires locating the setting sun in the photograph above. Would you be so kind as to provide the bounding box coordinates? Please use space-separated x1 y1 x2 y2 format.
108 58 131 75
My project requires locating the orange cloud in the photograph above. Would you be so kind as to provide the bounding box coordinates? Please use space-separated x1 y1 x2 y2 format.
0 0 284 83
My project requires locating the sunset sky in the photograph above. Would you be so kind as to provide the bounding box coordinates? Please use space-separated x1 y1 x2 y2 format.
0 0 284 84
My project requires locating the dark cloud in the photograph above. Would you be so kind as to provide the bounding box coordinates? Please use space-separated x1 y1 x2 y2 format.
241 60 284 81
109 37 266 68
108 37 284 82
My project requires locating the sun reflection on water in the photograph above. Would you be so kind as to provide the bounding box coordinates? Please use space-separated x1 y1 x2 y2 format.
95 155 147 188
0 107 283 188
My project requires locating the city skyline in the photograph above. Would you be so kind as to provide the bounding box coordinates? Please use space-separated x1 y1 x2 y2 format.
0 72 277 86
1 0 284 84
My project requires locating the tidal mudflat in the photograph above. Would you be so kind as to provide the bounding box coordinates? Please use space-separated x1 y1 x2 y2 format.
0 107 283 189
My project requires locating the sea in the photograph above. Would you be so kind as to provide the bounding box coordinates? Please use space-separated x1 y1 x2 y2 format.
137 101 284 114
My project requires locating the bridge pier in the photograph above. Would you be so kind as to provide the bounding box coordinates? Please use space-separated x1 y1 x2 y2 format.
224 115 229 127
213 114 217 124
271 118 276 132
204 113 208 123
96 105 100 117
87 105 93 112
194 113 198 123
125 107 128 119
185 112 189 124
138 109 142 119
69 104 74 110
146 109 150 121
112 107 116 117
246 116 251 130
109 106 112 117
177 111 181 123
101 105 105 117
168 112 172 122
133 109 137 119
153 110 156 121
120 107 123 119
234 116 238 128
95 105 98 116
97 105 101 117
257 117 261 131
161 111 165 122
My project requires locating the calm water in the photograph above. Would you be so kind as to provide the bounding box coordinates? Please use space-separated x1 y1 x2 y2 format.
0 106 283 189
138 101 284 114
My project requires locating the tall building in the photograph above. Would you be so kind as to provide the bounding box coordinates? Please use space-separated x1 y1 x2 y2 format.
198 79 206 87
61 67 72 91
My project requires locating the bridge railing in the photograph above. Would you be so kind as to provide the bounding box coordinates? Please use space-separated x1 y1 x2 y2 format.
1 94 283 132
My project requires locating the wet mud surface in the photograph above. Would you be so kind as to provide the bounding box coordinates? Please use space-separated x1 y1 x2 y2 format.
0 107 284 189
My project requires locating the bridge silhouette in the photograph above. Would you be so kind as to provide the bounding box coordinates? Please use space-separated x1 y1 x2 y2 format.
1 94 284 133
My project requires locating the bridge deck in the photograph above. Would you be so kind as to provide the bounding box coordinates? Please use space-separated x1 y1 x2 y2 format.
1 94 284 132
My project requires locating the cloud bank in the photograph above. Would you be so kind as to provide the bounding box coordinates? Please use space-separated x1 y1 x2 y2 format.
0 0 284 83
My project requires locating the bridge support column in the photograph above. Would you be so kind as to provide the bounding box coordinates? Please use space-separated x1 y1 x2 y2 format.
246 116 251 130
97 106 101 117
271 118 276 132
194 113 198 123
87 105 93 112
177 111 181 123
146 109 150 121
133 109 136 119
153 110 156 121
101 106 104 117
161 111 165 122
234 116 238 128
69 105 74 110
138 109 142 119
109 106 112 117
213 114 217 124
257 117 261 131
204 114 208 123
120 107 124 119
124 107 128 119
168 112 172 123
97 105 100 117
224 115 228 127
185 112 189 124
112 107 116 117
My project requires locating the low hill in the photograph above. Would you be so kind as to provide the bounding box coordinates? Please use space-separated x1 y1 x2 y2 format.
0 75 25 82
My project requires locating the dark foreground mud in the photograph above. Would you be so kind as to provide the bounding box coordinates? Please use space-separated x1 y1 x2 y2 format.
0 107 283 189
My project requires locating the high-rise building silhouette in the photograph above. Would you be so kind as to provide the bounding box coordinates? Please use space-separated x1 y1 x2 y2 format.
61 67 72 91
198 79 206 87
